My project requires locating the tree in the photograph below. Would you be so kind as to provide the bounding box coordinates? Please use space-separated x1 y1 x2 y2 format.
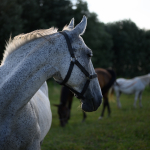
0 0 22 61
74 0 113 68
140 30 150 75
16 0 41 32
1 0 149 77
38 0 74 30
105 20 147 77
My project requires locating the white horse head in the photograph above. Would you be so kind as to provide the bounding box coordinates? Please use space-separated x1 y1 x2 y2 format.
53 16 102 112
0 16 102 149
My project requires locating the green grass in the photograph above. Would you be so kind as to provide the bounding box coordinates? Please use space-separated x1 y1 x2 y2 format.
41 81 150 150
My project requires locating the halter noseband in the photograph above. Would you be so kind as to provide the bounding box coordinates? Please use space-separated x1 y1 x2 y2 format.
57 31 97 100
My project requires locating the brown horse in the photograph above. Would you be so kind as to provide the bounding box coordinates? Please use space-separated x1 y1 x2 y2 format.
56 68 116 127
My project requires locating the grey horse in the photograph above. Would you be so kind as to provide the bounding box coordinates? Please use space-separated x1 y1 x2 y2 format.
0 16 102 150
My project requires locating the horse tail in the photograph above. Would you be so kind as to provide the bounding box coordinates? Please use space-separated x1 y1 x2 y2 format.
108 86 115 101
106 69 116 85
105 69 116 90
101 69 116 94
106 69 116 101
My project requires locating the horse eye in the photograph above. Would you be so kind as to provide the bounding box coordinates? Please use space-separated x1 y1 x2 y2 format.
87 53 93 57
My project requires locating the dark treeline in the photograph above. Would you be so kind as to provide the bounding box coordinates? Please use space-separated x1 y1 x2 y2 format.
0 0 150 77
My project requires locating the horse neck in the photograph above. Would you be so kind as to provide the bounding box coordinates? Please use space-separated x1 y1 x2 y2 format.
0 34 60 112
140 75 150 86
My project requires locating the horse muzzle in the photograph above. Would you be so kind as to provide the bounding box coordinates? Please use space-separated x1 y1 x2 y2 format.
81 95 102 112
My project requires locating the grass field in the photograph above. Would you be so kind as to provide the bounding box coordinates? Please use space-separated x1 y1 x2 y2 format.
41 81 150 150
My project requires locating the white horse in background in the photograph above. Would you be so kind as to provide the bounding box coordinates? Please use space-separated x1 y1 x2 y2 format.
113 74 150 108
0 16 102 150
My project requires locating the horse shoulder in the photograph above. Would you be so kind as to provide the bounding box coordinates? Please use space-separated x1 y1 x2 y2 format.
39 81 49 97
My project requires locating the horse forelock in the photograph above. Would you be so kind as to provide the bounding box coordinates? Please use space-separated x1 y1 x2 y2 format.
63 25 73 31
1 27 58 64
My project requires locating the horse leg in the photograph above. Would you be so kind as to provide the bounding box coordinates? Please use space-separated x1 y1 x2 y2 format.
116 91 121 108
134 91 139 108
82 111 87 122
138 91 143 108
106 97 111 117
99 96 107 119
67 92 74 120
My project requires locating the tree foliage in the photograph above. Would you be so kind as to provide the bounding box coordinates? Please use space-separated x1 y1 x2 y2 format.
0 0 150 77
0 0 22 60
105 20 150 77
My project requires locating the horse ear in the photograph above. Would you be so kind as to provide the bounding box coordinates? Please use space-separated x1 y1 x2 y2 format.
72 15 87 36
53 104 60 107
68 18 74 29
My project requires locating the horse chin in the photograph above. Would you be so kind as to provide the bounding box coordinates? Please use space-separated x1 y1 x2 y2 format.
81 89 103 112
81 99 101 112
81 102 93 112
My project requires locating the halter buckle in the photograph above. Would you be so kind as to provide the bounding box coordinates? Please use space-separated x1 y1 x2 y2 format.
87 75 91 80
71 57 77 62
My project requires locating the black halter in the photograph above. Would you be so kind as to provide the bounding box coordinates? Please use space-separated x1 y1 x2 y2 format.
57 31 97 100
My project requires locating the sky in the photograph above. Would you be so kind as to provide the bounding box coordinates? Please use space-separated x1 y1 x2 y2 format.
77 0 150 30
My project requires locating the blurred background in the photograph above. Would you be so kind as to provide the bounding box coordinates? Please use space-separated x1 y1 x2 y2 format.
0 0 150 77
1 1 150 149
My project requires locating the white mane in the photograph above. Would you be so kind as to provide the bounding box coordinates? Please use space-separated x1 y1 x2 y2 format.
2 27 58 64
138 74 150 85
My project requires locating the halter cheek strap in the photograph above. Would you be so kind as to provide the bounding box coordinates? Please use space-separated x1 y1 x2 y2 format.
57 31 97 100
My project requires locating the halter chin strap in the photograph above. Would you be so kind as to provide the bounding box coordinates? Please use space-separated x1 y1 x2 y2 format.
57 31 97 100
